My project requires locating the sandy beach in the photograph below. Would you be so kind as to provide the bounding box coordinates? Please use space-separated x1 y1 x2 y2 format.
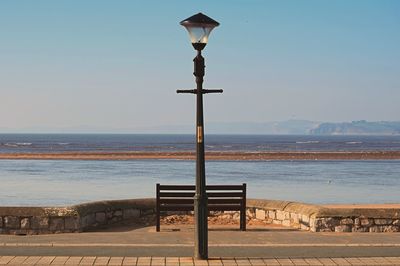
0 151 399 161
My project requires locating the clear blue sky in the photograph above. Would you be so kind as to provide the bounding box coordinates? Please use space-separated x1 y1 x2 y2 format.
0 0 399 132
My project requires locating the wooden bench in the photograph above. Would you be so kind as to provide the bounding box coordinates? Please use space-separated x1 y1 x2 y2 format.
156 183 246 232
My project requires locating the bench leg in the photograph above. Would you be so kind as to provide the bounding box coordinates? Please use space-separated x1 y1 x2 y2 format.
156 183 160 232
156 211 160 232
240 211 246 231
241 183 247 231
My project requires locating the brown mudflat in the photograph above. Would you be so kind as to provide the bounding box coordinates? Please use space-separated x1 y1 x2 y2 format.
0 151 400 160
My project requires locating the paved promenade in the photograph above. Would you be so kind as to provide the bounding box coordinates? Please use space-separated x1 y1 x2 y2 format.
1 256 400 265
1 225 400 265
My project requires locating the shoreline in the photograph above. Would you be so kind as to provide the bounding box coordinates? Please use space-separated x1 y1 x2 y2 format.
0 151 400 160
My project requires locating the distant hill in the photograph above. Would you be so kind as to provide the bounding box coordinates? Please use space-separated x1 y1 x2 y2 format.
204 120 400 135
310 121 400 135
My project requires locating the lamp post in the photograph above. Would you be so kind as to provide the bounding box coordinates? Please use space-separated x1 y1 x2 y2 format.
177 13 221 260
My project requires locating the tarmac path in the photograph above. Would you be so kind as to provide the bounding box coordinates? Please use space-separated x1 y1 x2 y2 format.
0 225 399 260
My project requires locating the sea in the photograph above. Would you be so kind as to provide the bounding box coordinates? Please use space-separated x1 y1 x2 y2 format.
0 134 399 206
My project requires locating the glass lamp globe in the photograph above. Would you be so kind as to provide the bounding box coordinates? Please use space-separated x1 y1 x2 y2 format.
180 13 220 50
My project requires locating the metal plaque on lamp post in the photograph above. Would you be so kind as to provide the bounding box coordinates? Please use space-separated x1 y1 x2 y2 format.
177 13 221 260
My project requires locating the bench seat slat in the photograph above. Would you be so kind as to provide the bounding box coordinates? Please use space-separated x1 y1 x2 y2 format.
209 198 243 204
158 185 245 191
159 192 244 198
160 198 193 204
159 198 243 204
206 185 245 190
209 205 242 211
160 205 193 211
159 185 195 190
207 192 244 197
159 204 242 212
159 192 195 197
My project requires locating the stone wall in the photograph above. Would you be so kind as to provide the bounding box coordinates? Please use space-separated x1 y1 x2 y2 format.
246 199 400 232
1 198 399 234
0 199 155 235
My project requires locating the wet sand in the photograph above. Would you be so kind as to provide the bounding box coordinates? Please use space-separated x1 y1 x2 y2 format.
0 151 400 161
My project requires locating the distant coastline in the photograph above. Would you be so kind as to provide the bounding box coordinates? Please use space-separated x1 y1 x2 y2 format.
2 120 400 135
1 151 400 161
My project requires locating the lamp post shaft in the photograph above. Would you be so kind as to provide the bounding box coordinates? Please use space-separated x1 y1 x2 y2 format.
194 50 208 259
177 48 222 259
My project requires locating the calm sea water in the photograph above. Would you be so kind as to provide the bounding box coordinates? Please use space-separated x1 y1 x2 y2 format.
1 134 400 153
0 134 399 206
0 159 399 206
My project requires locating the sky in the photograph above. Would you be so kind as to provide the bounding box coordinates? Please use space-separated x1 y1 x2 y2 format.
0 0 399 133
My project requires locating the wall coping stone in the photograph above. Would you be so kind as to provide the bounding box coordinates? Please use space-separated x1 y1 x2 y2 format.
247 199 327 217
2 199 398 219
247 199 400 219
0 207 45 217
0 198 155 218
315 208 400 219
72 198 155 217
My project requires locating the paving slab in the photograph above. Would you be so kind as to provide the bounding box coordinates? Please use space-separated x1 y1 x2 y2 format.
8 256 28 265
290 258 308 266
262 258 280 266
122 257 137 266
166 257 180 266
316 258 336 266
329 258 349 266
276 258 294 265
50 256 69 265
221 258 237 266
94 257 110 265
80 256 96 265
305 258 324 266
234 258 251 266
36 256 55 265
108 256 124 266
371 257 394 265
65 256 83 265
136 256 151 266
21 256 41 265
248 258 265 266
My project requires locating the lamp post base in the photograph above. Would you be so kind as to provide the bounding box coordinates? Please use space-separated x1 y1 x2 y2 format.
194 195 208 259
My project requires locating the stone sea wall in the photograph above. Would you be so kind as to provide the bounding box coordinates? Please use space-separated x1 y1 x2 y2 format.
0 199 155 235
246 199 400 233
0 198 399 234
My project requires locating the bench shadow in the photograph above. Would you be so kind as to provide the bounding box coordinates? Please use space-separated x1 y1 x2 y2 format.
208 227 299 232
83 220 155 233
84 221 299 233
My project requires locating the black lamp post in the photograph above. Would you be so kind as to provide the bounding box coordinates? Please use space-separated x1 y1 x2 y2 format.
177 13 221 260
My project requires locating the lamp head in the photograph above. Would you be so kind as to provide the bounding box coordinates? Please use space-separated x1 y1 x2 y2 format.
180 13 220 51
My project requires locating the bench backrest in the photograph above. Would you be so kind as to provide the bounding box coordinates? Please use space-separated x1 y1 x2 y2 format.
156 183 246 212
